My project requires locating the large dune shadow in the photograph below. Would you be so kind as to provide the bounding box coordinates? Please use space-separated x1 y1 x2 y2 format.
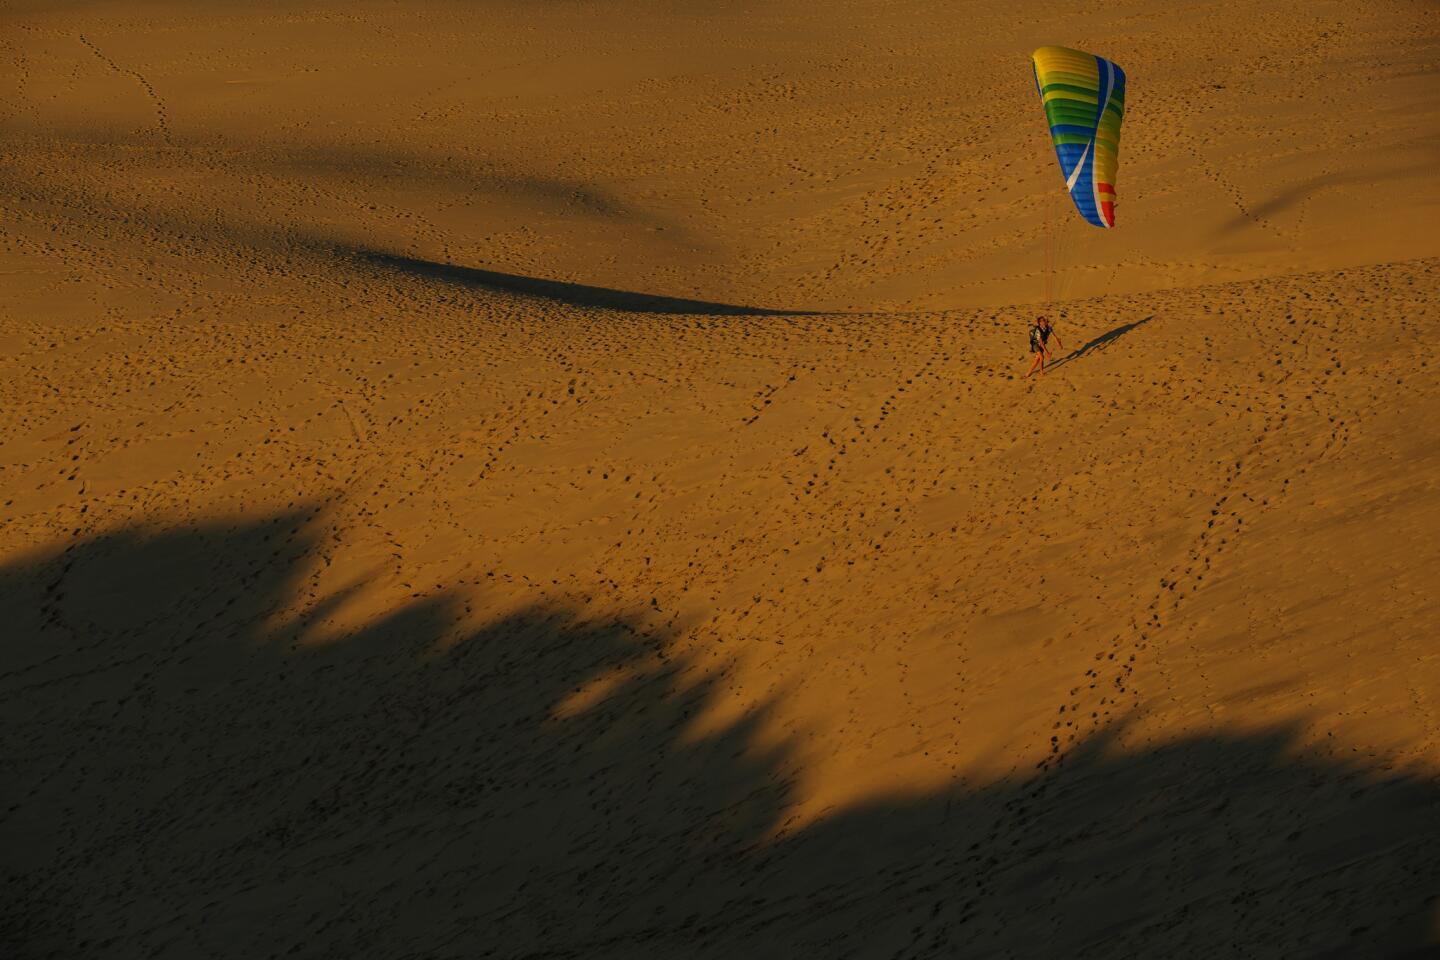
2 513 1437 958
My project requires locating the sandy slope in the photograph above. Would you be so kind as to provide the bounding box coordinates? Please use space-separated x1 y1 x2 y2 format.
2 1 1439 957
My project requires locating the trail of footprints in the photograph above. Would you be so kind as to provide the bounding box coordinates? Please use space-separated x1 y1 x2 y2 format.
1028 304 1361 785
76 33 172 145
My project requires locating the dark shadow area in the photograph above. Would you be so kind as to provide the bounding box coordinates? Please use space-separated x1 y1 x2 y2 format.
354 249 825 317
3 514 1437 958
1052 315 1153 369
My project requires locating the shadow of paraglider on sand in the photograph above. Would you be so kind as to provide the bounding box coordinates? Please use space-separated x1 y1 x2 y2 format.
1050 315 1153 369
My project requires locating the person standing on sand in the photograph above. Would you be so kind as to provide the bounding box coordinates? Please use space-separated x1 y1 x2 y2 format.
1037 315 1063 356
1026 315 1064 378
1025 318 1047 377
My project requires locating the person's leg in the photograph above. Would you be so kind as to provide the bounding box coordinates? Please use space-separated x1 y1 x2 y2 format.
1027 351 1045 377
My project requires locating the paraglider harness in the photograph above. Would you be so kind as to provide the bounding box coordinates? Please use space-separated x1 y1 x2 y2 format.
1029 323 1046 354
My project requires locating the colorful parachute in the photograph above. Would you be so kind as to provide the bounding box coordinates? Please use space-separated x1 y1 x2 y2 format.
1032 46 1127 228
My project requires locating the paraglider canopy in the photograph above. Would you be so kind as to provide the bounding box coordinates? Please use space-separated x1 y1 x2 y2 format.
1032 46 1127 228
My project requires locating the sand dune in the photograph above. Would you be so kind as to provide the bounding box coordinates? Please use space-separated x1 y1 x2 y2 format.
3 1 1438 956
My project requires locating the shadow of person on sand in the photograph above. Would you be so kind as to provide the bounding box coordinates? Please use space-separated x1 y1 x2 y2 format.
3 512 1437 958
353 249 824 317
1051 315 1153 370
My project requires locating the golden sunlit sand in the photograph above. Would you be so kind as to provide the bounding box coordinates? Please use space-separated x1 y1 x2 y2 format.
3 1 1438 956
